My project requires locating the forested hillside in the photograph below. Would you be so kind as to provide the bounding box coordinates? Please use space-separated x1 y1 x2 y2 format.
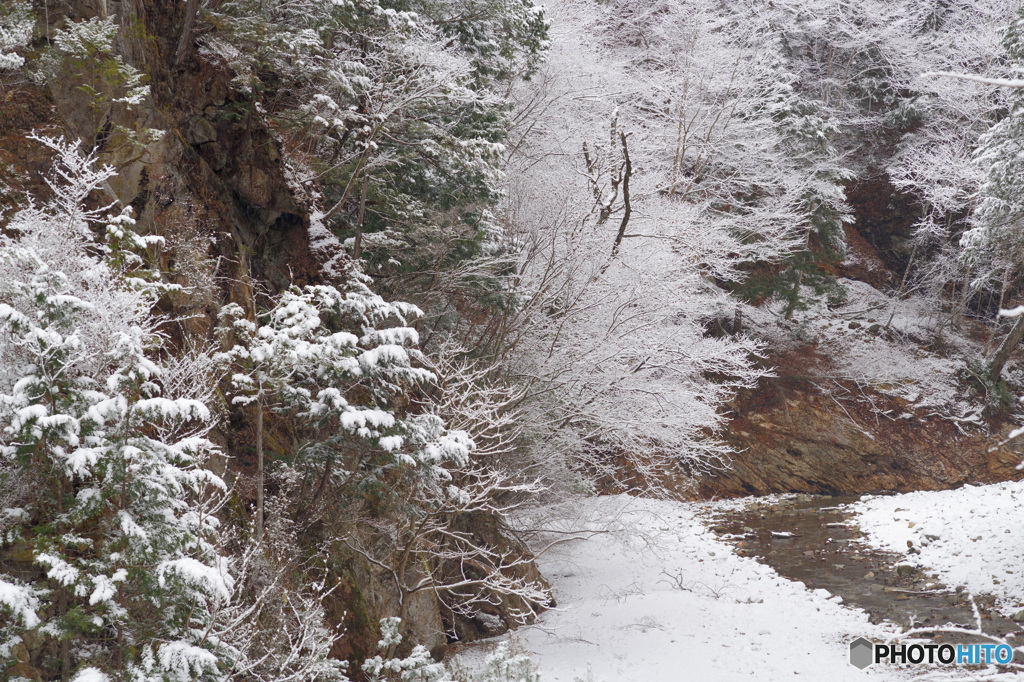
4 0 1024 680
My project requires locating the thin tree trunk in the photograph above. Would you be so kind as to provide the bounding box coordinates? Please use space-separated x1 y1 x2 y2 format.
309 456 333 512
60 590 70 680
323 147 372 222
610 131 632 256
784 271 802 321
255 401 264 538
986 272 1010 356
989 315 1024 382
885 239 918 330
353 179 368 259
174 0 201 66
953 266 972 331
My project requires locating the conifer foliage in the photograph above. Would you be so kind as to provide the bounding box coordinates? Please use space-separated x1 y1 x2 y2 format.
962 9 1024 287
10 0 1024 678
0 137 233 680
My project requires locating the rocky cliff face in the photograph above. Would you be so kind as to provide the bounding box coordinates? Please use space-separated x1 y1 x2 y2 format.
699 357 1024 498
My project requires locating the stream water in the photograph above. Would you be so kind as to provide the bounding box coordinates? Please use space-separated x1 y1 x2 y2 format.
706 494 1024 652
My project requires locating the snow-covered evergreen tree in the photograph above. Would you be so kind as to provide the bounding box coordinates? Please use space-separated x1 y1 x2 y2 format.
0 0 32 70
0 137 237 680
215 278 473 511
962 9 1024 288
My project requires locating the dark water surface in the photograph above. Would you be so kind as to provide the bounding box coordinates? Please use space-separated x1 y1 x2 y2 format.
707 494 1024 652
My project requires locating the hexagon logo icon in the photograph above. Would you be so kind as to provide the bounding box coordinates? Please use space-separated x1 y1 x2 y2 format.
850 637 874 669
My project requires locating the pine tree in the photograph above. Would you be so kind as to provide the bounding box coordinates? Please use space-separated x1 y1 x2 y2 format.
215 278 473 529
0 0 32 70
961 8 1024 379
0 137 232 681
734 37 852 318
962 9 1024 287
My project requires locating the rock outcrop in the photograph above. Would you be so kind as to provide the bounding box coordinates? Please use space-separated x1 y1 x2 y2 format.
700 370 1023 497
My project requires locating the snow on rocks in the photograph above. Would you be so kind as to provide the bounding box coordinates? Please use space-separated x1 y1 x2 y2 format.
852 481 1024 618
513 495 906 681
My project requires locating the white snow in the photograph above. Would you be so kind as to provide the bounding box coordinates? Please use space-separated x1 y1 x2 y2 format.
741 278 980 420
158 557 234 603
511 495 907 681
0 578 39 628
70 668 109 682
852 481 1024 618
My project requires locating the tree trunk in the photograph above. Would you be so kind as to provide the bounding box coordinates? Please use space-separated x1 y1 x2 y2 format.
323 147 372 222
60 590 70 680
611 131 632 256
255 401 264 538
310 456 333 512
989 315 1024 382
784 271 802 321
353 179 368 259
174 0 201 66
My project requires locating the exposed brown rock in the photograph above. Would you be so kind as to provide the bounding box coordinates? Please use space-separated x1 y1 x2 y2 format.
836 222 897 290
844 174 922 277
442 512 552 644
700 363 1024 498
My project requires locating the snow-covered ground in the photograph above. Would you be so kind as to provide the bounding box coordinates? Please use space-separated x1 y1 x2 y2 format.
505 495 908 681
852 481 1024 618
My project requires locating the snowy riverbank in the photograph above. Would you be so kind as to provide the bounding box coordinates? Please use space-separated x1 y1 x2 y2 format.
454 487 1024 680
852 481 1024 620
507 495 908 681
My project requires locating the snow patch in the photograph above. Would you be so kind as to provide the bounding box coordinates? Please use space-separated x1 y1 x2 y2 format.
515 495 906 681
852 481 1024 617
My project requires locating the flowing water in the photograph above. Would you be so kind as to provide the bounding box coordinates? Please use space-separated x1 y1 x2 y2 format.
706 494 1024 653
